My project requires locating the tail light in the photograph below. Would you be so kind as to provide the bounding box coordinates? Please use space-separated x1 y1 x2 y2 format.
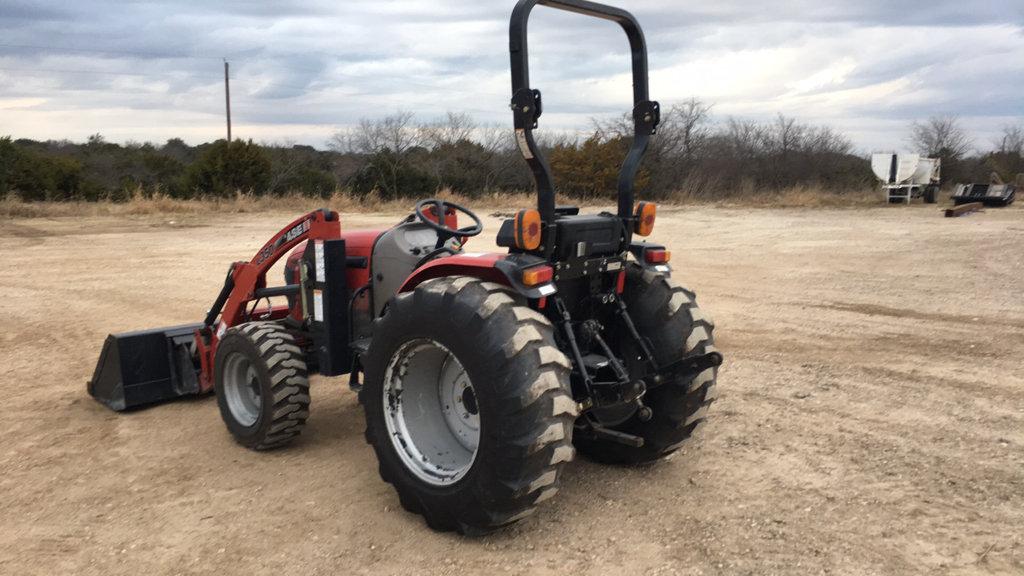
634 201 656 236
521 264 554 286
644 249 671 264
513 209 542 251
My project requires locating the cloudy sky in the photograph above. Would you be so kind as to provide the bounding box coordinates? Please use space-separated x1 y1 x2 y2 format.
1 0 1022 153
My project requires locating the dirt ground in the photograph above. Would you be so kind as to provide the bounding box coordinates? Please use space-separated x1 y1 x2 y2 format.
1 203 1022 576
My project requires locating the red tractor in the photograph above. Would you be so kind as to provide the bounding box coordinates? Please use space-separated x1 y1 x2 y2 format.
89 0 720 535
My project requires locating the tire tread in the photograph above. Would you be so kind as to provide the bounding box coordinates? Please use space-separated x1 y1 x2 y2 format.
361 277 574 534
218 322 310 450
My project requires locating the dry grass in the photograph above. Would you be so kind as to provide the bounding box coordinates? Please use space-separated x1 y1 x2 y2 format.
687 185 881 208
0 190 544 219
0 186 883 219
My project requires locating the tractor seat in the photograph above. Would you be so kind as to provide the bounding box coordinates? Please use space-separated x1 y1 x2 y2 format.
370 220 459 315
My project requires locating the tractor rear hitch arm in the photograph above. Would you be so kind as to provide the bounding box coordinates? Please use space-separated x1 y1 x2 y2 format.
580 319 631 387
653 351 723 387
556 298 650 416
584 425 644 448
553 296 595 392
614 297 659 373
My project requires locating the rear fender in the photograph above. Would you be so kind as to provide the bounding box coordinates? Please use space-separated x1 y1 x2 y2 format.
397 252 555 299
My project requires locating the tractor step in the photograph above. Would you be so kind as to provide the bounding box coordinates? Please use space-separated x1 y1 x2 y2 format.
345 338 372 392
88 323 203 411
350 337 372 355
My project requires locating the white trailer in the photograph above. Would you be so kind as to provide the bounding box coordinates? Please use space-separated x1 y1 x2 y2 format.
871 153 941 204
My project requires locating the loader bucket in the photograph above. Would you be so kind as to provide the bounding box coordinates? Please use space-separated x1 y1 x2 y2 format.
88 323 204 411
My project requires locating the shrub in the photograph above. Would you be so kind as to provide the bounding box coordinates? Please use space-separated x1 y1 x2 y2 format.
549 134 650 199
349 150 434 199
185 139 272 197
0 137 101 201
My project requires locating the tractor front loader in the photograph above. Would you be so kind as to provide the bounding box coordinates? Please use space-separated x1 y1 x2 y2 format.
89 0 721 535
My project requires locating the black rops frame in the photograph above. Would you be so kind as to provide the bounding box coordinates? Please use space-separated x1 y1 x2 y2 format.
509 0 660 233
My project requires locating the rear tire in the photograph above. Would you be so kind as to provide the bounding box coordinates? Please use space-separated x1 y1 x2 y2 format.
924 185 939 204
574 265 717 465
214 322 310 450
361 277 576 535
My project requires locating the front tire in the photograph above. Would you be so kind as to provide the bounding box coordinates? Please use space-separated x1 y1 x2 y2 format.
361 277 576 535
214 322 310 450
574 265 718 465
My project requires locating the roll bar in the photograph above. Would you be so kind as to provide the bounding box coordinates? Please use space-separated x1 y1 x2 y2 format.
509 0 660 225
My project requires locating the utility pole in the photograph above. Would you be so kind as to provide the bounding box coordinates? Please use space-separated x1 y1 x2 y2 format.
224 59 232 142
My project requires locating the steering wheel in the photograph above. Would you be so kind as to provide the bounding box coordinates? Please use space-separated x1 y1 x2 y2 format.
414 199 484 248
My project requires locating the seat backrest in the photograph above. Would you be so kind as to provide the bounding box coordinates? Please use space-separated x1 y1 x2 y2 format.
371 222 443 316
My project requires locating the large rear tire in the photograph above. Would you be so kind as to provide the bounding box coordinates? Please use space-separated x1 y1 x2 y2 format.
361 277 576 535
214 322 310 450
574 265 718 465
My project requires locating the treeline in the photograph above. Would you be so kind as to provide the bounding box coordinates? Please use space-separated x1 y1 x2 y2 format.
2 102 1022 203
0 135 338 201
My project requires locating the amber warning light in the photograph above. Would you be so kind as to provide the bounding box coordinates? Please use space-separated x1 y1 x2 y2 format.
634 202 656 236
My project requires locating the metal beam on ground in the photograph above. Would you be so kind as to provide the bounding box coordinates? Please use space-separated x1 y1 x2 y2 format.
944 202 983 218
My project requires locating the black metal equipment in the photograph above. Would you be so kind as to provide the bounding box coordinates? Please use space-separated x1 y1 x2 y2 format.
301 238 351 376
509 0 660 232
88 324 202 411
951 183 1016 207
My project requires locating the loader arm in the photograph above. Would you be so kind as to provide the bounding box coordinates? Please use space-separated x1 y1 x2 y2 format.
194 209 341 391
209 208 340 330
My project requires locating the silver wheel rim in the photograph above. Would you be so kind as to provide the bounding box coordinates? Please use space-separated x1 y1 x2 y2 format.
383 339 480 486
222 351 262 427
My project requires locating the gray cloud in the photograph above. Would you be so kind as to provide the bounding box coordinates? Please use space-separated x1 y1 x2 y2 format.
0 0 1021 151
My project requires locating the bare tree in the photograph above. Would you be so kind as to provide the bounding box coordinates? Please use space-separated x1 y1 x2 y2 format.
476 123 523 191
477 123 514 155
588 98 714 196
770 114 807 155
590 98 712 157
265 138 300 193
329 111 421 196
327 128 352 154
419 112 476 150
909 116 973 160
721 118 764 157
996 124 1024 155
330 110 419 155
418 112 476 188
672 98 713 162
806 125 853 155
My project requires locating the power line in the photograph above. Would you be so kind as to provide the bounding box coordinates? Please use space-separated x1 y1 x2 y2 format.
0 66 506 103
0 66 632 114
0 41 512 97
0 66 220 80
0 66 624 119
0 42 226 61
